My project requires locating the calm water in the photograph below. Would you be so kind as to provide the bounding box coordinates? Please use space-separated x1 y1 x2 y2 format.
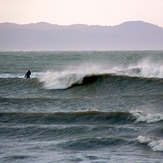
0 51 163 163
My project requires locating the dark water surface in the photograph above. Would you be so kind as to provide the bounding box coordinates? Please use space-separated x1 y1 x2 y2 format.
0 51 163 163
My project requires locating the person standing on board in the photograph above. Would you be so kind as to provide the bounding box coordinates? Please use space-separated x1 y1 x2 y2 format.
25 70 31 78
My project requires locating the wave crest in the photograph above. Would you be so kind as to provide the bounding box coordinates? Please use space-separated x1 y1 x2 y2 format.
131 111 163 123
38 58 163 89
39 71 85 89
39 66 106 89
137 136 163 152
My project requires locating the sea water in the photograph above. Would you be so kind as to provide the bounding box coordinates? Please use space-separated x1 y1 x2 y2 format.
0 51 163 163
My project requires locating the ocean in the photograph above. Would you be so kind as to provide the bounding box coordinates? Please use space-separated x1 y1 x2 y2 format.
0 51 163 163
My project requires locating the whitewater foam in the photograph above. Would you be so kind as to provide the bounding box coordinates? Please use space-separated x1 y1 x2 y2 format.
137 136 163 152
0 73 24 78
131 110 163 123
0 72 42 79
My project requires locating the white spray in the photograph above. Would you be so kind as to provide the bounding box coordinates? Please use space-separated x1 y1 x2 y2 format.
38 57 163 89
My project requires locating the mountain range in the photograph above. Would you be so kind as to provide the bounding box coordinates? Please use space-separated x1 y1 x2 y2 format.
0 21 163 50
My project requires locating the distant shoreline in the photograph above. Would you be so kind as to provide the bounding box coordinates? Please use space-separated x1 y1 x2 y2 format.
0 21 163 51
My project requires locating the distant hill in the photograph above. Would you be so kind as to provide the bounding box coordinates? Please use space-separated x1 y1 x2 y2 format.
0 21 163 50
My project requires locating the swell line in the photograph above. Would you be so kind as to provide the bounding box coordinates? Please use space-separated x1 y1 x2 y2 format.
0 111 135 125
1 110 162 124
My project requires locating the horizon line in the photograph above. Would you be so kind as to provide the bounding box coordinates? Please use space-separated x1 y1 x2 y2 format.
0 20 163 28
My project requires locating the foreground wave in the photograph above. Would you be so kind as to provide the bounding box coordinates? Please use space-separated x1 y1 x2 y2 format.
1 110 163 125
0 111 134 125
137 136 163 152
1 110 163 153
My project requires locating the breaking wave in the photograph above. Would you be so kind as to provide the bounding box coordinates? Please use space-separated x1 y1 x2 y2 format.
1 57 163 90
137 136 163 152
131 110 163 123
39 58 163 89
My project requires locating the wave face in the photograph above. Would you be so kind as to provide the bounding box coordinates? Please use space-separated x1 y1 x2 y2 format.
1 71 163 99
1 110 162 125
137 136 163 152
0 51 163 163
0 111 135 125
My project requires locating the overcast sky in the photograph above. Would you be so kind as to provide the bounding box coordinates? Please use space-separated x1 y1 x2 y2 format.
0 0 163 27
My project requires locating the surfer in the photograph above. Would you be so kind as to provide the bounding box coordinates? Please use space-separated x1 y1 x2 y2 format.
25 70 31 78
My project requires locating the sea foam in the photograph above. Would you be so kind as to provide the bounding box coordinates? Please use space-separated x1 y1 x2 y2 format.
137 136 163 152
131 110 163 123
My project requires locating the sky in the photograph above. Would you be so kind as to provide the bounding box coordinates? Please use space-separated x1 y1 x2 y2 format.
0 0 163 27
